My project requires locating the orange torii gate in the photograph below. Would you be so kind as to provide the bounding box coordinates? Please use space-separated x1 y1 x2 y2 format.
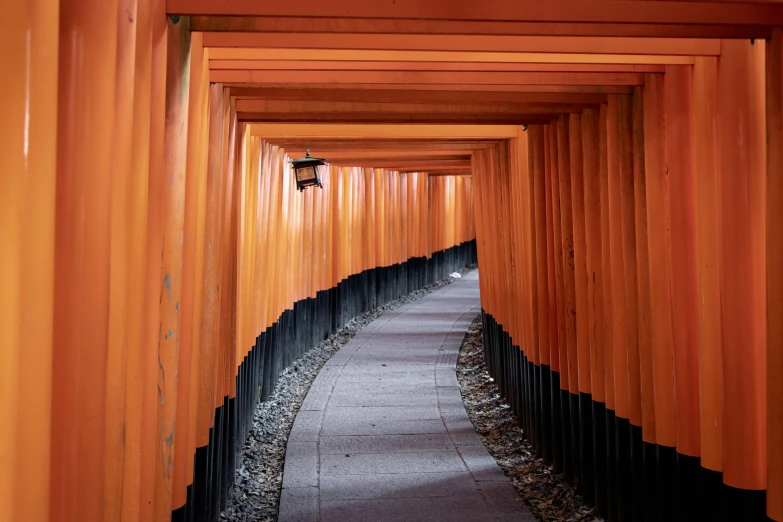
3 1 783 521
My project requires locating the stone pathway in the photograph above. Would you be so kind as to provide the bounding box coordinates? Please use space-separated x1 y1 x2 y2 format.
278 271 536 522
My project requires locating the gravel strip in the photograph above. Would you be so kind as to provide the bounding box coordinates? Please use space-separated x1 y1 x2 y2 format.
220 265 478 522
456 315 603 522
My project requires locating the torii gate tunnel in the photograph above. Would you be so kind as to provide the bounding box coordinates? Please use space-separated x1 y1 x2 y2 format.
2 1 783 521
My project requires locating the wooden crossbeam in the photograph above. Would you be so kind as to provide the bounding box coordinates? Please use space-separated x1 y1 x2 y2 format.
202 33 721 56
211 70 646 85
235 100 588 114
249 124 522 140
267 140 499 150
327 160 472 169
211 60 666 73
207 48 695 65
228 83 635 93
169 0 783 27
238 113 556 124
228 87 611 105
191 15 770 39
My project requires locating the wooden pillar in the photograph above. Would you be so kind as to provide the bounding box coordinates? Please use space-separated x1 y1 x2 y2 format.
582 107 608 515
598 102 618 522
557 114 578 483
607 94 630 521
663 64 701 519
140 1 168 519
692 56 725 516
767 27 783 522
718 39 767 519
535 125 554 465
642 72 676 520
570 112 595 505
154 15 191 521
105 0 140 515
0 2 58 521
50 0 118 520
532 125 551 457
172 30 210 516
631 85 654 520
546 124 565 475
618 93 640 521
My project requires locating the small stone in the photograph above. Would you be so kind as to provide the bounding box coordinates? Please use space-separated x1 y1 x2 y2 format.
457 315 604 522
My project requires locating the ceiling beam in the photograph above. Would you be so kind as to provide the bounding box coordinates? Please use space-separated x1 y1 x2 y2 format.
235 99 589 114
327 160 472 169
284 150 472 159
211 70 646 85
207 48 695 65
191 16 770 39
202 33 721 56
266 140 499 150
238 112 557 124
169 0 783 26
249 124 522 140
228 87 611 105
210 60 666 73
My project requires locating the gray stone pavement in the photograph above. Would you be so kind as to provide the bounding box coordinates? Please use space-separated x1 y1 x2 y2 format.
278 271 536 522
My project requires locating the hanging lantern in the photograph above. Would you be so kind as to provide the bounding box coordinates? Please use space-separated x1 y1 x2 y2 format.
290 150 327 191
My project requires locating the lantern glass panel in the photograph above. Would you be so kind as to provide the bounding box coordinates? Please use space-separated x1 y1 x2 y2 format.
295 165 318 183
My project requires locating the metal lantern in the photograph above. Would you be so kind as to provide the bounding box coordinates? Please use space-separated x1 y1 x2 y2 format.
290 150 327 191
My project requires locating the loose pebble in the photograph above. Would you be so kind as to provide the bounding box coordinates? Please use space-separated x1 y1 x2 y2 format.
457 316 604 522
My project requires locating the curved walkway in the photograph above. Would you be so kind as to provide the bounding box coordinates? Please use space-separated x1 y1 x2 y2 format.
279 271 535 522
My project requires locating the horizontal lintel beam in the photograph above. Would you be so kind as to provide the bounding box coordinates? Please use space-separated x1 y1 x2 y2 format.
249 123 522 140
267 140 499 151
207 48 696 65
191 16 771 39
212 70 646 85
170 0 783 26
202 33 721 56
210 60 666 73
238 112 557 124
227 85 631 98
235 99 588 114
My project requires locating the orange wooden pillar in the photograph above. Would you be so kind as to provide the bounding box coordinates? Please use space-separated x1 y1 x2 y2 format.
191 84 230 519
140 1 169 518
692 56 726 517
546 122 567 476
542 125 559 469
521 125 541 455
532 125 553 465
606 95 631 521
581 107 609 515
619 94 643 521
630 85 656 520
122 0 157 518
569 113 595 505
598 102 619 521
50 0 118 520
767 27 783 522
556 114 579 484
173 31 211 517
663 65 702 518
0 2 58 521
642 72 677 521
105 1 140 516
718 39 768 519
631 85 657 522
154 16 191 521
